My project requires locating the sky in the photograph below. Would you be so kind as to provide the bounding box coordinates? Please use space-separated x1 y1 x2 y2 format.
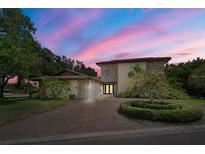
22 8 205 73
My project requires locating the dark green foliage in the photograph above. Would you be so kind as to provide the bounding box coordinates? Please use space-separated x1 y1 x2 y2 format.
165 58 205 97
130 101 182 110
30 48 97 77
0 8 37 98
19 82 37 98
73 60 97 76
4 82 37 99
187 65 205 97
120 101 203 122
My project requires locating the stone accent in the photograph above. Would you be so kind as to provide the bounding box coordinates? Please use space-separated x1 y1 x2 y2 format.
146 61 166 72
99 64 118 82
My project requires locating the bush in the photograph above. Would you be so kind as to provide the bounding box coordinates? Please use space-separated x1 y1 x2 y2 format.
127 65 188 100
120 101 203 122
42 76 70 100
164 86 189 99
118 91 133 98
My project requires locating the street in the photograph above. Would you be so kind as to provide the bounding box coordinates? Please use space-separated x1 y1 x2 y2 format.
35 129 205 145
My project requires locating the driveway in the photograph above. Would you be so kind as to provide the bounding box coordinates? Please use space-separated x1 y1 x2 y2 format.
0 97 203 142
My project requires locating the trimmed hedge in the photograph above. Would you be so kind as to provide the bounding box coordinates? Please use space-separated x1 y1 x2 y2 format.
120 101 203 122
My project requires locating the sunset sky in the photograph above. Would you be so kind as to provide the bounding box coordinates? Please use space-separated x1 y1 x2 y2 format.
22 8 205 72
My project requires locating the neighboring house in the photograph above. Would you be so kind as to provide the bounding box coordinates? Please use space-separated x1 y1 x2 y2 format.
32 57 171 100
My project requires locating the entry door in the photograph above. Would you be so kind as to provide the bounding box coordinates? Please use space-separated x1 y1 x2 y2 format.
103 84 114 94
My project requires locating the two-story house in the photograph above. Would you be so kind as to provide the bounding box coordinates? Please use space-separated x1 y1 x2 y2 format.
32 57 171 100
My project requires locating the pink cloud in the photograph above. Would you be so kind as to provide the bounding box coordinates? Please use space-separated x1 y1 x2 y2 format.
75 9 204 61
158 38 205 57
39 9 103 51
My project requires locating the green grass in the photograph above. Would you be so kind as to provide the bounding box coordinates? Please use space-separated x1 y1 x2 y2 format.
176 98 205 104
0 98 69 125
4 92 29 98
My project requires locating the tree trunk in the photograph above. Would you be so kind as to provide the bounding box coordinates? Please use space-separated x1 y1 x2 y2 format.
0 87 4 98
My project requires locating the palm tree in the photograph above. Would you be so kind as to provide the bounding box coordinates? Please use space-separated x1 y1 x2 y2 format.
128 64 144 78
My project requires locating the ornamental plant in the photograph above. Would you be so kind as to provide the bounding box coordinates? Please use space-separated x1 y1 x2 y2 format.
127 64 188 102
42 76 70 100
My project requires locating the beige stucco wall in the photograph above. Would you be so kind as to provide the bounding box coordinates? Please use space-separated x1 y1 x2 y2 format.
78 80 89 100
88 80 103 98
117 62 146 94
69 80 78 97
42 79 103 100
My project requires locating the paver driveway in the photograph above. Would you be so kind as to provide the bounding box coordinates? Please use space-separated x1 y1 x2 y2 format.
0 97 203 142
0 97 146 141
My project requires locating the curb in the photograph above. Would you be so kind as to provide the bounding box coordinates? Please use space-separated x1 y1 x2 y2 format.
1 124 205 144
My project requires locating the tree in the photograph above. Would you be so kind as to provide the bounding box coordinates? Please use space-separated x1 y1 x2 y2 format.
128 64 144 78
128 65 169 103
30 48 97 78
74 60 97 76
127 64 187 103
188 65 205 97
0 8 37 98
165 57 205 97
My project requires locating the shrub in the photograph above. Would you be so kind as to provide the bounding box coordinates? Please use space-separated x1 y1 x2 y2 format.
20 82 38 98
120 101 203 122
127 65 188 101
42 76 70 100
117 91 133 98
164 86 189 99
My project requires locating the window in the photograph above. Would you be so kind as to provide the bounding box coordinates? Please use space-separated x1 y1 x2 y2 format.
103 84 114 94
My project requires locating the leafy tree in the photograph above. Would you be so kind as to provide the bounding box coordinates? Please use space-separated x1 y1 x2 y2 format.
188 65 205 97
42 76 70 100
0 8 37 98
127 64 187 103
74 60 97 76
128 64 144 78
165 57 205 97
30 49 97 78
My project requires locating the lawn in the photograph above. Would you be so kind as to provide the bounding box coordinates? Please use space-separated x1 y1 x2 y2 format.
0 98 69 125
4 92 29 98
179 99 205 104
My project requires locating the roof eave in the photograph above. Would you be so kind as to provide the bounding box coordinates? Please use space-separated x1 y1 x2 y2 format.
96 57 171 65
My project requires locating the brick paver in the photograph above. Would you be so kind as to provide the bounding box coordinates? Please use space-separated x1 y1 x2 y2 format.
0 97 203 142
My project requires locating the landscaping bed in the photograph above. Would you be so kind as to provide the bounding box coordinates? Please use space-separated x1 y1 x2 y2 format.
120 101 203 122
